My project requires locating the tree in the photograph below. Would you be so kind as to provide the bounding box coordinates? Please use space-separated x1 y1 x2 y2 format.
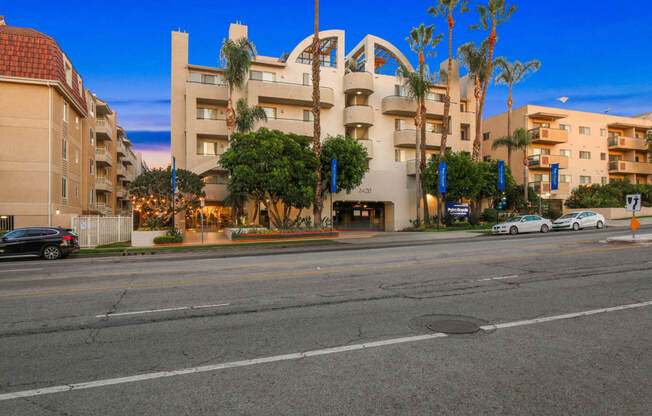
223 191 249 225
469 0 517 162
423 152 480 204
319 136 370 199
405 24 443 224
234 98 267 133
219 128 318 229
220 37 256 139
457 39 490 162
428 1 470 225
493 56 541 165
312 0 323 228
476 159 516 205
492 128 533 204
129 167 205 227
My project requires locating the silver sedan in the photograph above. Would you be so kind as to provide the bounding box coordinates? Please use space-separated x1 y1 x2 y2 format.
492 215 553 235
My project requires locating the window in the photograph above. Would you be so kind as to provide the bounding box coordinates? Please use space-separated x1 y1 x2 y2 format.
579 126 591 135
63 102 68 122
90 188 94 205
601 177 608 185
62 136 67 160
532 148 551 155
560 175 571 183
62 176 67 199
425 92 444 102
394 149 407 162
607 130 619 139
460 128 468 141
64 61 72 86
75 116 79 129
197 107 218 120
395 119 406 131
600 152 606 160
189 72 224 84
483 156 492 162
559 124 571 132
90 128 95 146
394 84 406 97
75 185 79 198
580 176 591 184
579 151 591 159
460 102 467 112
560 149 571 158
483 132 490 141
201 172 229 184
303 110 314 121
196 138 224 156
303 73 312 86
261 107 276 119
600 128 606 137
90 159 94 175
532 122 550 128
609 154 623 162
75 151 79 164
90 100 95 116
250 70 275 82
533 173 550 182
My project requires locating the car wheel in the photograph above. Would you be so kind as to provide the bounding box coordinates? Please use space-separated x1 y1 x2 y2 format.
509 226 518 235
596 220 604 229
540 224 549 233
572 222 580 231
42 245 61 260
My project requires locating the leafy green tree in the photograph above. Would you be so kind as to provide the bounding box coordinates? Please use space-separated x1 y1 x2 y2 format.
319 136 369 198
219 128 318 228
220 37 257 139
234 98 267 133
491 128 532 204
565 179 652 208
423 152 479 203
476 159 516 205
129 167 205 226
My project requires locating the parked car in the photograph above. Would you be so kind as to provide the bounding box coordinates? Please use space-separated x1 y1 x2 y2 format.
492 215 553 235
552 211 605 231
0 227 79 260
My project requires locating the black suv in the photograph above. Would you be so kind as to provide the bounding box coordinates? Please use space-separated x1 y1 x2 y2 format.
0 227 79 260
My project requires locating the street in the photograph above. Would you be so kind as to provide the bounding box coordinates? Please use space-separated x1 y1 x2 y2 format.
1 227 651 415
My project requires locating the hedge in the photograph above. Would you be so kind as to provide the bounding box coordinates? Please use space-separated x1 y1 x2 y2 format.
153 235 183 244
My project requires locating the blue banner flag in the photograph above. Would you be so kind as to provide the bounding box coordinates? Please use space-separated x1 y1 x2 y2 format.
550 163 559 191
331 158 337 193
498 160 505 191
439 162 447 194
172 156 176 196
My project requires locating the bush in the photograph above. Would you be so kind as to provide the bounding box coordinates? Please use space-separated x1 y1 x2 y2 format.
153 234 183 244
468 212 480 226
481 208 498 222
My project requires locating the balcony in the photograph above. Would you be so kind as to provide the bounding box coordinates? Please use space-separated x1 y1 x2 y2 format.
116 186 128 199
187 81 228 105
406 159 417 176
343 105 374 127
381 95 445 118
531 182 570 195
117 164 128 178
262 118 313 136
249 79 334 108
527 154 569 170
460 110 475 125
95 176 113 192
195 117 228 138
116 140 127 157
95 118 113 141
609 161 652 175
95 147 113 166
393 129 442 150
95 203 113 216
608 136 648 151
343 71 373 95
528 127 568 144
358 139 373 159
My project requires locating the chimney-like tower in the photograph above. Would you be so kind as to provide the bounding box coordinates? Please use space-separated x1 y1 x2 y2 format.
0 16 7 26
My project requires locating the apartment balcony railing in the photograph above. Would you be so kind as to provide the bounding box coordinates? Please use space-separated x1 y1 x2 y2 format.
607 136 648 151
95 176 113 192
95 118 113 141
95 147 113 166
116 140 127 157
527 154 569 169
609 161 652 175
343 71 374 95
116 164 128 178
381 95 445 118
248 79 334 108
186 81 228 105
195 117 228 139
528 127 568 144
405 159 417 176
116 186 128 199
343 105 374 127
261 117 314 136
531 181 570 195
95 202 113 216
393 129 445 150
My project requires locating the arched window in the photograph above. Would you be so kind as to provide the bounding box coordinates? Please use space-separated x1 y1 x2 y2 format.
374 44 402 76
296 37 338 68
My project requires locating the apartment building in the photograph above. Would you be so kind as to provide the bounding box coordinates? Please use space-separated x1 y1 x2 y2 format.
0 17 143 229
171 23 476 231
482 105 652 206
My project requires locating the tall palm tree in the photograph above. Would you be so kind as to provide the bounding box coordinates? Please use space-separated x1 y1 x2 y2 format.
493 128 532 205
405 24 442 224
493 57 540 166
428 1 469 226
312 0 322 228
220 37 257 140
397 64 435 224
469 0 517 162
234 98 267 133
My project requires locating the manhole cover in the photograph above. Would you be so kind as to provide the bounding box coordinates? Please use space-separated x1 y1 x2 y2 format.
427 319 480 334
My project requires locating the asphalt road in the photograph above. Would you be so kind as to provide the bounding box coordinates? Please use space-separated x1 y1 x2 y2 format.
0 227 651 415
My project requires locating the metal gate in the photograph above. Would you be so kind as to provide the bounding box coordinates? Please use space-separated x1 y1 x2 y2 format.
71 216 132 248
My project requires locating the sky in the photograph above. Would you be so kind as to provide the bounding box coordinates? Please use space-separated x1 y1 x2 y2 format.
4 0 651 167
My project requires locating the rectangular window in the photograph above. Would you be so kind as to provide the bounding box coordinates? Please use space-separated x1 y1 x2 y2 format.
75 116 79 129
75 151 79 164
90 188 94 205
460 128 467 141
394 85 406 97
63 102 68 122
560 149 571 158
250 70 275 82
196 139 225 156
560 175 571 183
600 128 606 137
532 122 550 128
62 137 67 160
579 151 591 159
62 176 67 199
201 172 229 184
483 132 490 141
483 156 492 162
90 100 95 116
261 107 276 119
90 159 94 175
303 73 312 86
579 126 591 135
394 149 406 162
75 185 79 199
580 176 591 184
532 148 551 155
395 119 406 131
600 152 606 160
601 177 608 185
533 173 550 182
559 124 571 132
189 72 223 84
90 129 95 146
303 110 314 121
197 107 218 120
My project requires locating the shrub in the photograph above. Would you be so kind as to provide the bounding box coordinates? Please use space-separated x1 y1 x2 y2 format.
468 212 480 226
153 235 183 244
481 208 498 222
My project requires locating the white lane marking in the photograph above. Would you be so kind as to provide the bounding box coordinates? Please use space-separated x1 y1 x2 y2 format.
0 268 43 274
476 274 519 282
95 303 230 318
1 300 650 402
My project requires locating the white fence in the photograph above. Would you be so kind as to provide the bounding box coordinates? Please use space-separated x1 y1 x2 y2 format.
71 216 132 248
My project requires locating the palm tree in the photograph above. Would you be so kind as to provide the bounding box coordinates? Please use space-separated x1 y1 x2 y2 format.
397 63 435 225
469 0 517 162
405 24 443 224
493 128 532 205
428 1 469 226
234 98 267 133
493 57 541 166
220 37 257 140
312 0 322 228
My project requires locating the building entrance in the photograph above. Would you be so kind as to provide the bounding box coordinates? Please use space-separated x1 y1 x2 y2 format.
333 201 385 231
185 202 232 230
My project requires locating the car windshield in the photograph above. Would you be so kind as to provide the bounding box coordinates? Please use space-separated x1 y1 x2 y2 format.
559 213 577 219
510 216 523 222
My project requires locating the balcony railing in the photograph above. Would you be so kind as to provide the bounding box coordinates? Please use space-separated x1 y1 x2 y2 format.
609 161 652 175
343 105 374 127
607 136 648 151
527 154 569 169
528 127 568 144
249 79 334 108
95 176 113 192
95 118 113 140
95 147 113 166
382 95 445 118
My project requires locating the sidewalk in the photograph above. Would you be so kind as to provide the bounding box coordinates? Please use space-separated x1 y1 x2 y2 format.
606 216 652 228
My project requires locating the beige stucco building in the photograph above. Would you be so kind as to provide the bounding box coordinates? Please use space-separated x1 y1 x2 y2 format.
171 23 477 231
482 105 652 206
0 18 143 230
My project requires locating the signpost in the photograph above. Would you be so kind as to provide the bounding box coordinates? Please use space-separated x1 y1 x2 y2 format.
497 161 505 191
171 156 176 232
626 194 641 239
446 202 470 218
200 197 205 244
331 159 337 231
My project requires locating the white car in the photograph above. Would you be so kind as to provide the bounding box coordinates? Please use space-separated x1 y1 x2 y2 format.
492 215 553 235
552 211 605 231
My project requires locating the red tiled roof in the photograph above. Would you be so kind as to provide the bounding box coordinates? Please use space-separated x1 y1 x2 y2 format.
0 24 87 115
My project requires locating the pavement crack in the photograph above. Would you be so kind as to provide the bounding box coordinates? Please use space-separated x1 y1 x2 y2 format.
22 397 73 416
86 288 129 345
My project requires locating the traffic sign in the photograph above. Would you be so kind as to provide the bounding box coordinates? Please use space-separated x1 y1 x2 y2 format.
631 217 640 232
626 194 641 212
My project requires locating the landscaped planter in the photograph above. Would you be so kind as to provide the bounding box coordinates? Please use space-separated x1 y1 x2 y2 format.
230 230 340 241
224 227 267 240
131 230 167 247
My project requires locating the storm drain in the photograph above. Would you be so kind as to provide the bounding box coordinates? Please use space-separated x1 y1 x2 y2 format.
427 319 480 335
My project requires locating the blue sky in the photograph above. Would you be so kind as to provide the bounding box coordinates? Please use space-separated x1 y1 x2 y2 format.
4 0 651 166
